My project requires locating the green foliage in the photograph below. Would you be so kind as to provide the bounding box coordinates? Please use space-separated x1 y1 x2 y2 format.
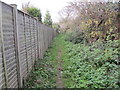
24 34 120 88
27 7 42 22
57 34 119 88
65 31 87 44
44 10 53 26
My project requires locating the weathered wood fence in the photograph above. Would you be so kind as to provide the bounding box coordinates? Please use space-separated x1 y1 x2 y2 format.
0 1 57 88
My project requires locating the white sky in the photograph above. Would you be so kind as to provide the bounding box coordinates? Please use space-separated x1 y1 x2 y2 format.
1 0 119 22
1 0 72 23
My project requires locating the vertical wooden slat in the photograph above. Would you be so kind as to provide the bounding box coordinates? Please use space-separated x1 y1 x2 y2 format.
41 25 44 58
36 20 40 59
43 28 45 53
11 4 22 88
33 19 36 63
0 1 8 88
39 23 43 59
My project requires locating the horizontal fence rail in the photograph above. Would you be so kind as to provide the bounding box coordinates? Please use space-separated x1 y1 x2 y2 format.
0 1 57 88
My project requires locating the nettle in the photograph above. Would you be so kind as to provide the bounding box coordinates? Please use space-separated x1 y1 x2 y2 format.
63 37 119 88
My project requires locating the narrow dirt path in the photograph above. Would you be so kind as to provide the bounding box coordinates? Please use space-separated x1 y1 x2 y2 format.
56 49 64 88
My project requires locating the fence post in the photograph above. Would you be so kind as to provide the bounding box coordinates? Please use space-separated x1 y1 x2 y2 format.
0 1 8 88
11 4 22 88
29 17 33 68
36 20 40 59
40 24 43 59
43 28 45 53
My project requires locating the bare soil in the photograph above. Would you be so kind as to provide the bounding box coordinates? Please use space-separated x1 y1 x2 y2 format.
56 49 64 88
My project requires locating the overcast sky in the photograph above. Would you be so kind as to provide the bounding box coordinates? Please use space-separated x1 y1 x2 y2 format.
1 0 73 23
1 0 119 22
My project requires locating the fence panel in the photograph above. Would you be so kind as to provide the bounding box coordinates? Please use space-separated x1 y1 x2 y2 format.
2 3 18 88
0 43 5 89
24 15 33 72
0 2 5 88
38 23 43 59
30 18 34 66
17 11 28 81
40 24 46 55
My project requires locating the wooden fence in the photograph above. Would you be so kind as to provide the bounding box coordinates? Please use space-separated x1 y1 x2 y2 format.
0 1 57 88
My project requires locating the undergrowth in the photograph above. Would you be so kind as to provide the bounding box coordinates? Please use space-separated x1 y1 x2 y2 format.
62 34 120 88
24 34 120 88
24 36 59 88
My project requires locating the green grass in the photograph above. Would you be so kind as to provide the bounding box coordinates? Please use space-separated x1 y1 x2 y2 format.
24 35 61 88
